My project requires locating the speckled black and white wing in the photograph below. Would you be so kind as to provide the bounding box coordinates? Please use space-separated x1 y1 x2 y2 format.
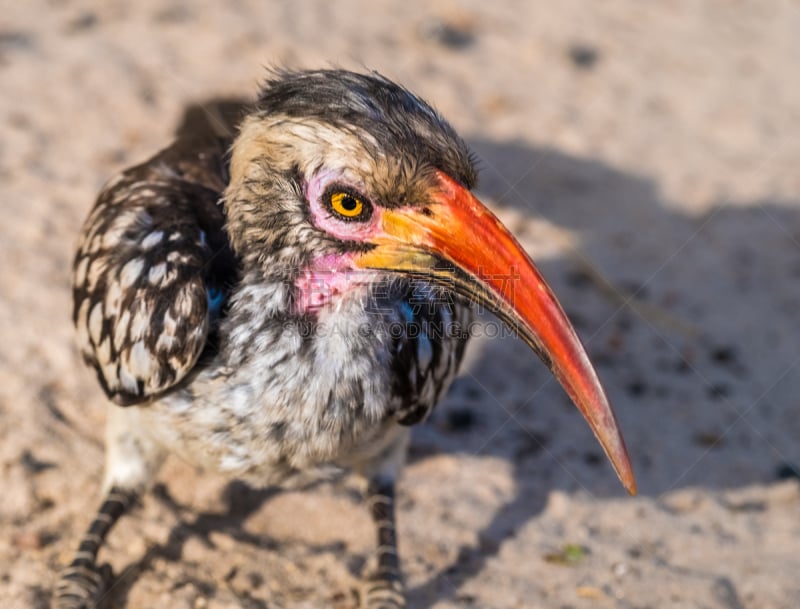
72 133 238 405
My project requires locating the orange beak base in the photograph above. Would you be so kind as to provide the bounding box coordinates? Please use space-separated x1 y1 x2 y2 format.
355 171 636 495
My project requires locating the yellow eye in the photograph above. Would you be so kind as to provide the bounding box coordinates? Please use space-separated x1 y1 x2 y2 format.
329 191 368 220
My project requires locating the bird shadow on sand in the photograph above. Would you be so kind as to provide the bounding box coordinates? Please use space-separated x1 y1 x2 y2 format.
103 481 277 609
77 107 800 608
398 137 800 607
104 480 359 609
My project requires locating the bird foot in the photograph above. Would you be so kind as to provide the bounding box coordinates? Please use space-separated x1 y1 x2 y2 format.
53 562 114 609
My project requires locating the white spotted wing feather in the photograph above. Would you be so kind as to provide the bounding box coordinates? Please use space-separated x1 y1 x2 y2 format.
72 139 234 405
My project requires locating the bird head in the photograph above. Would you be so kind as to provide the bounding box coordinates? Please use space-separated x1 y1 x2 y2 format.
224 69 635 495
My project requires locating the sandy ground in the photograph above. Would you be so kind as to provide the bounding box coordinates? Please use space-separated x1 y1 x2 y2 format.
2 1 800 607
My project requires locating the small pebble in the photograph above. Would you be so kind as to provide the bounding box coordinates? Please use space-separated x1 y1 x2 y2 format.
583 452 603 466
13 530 42 550
626 380 647 397
576 585 605 599
711 345 737 365
693 431 725 448
65 12 98 33
421 18 476 50
21 450 55 474
568 44 600 69
612 561 629 577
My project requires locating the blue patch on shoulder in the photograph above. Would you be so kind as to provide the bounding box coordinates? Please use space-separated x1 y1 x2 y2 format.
207 286 226 317
398 300 416 324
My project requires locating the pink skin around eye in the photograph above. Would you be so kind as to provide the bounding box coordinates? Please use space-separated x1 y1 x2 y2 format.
296 171 383 314
304 170 382 241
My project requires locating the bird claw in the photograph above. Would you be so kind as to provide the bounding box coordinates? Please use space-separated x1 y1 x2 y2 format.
53 562 114 609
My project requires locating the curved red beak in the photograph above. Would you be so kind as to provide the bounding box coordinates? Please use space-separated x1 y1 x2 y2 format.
355 171 636 495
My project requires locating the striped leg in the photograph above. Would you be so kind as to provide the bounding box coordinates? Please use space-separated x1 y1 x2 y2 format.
54 487 136 609
363 478 405 609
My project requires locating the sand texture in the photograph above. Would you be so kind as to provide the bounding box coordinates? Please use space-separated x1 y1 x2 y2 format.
2 1 800 608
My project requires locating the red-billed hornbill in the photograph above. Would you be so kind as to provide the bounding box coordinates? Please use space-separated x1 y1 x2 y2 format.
57 69 635 609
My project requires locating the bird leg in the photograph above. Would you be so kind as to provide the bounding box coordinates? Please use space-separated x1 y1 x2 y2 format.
54 486 137 609
363 477 405 609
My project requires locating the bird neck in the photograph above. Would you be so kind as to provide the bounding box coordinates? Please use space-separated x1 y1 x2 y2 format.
210 264 396 428
218 260 387 365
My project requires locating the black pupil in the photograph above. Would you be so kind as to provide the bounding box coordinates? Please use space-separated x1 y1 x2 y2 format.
340 195 358 212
